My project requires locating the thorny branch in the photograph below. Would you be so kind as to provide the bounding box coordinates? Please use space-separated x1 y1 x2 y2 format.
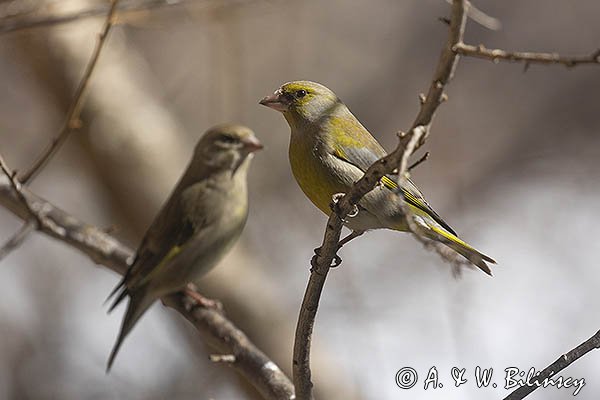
0 175 295 400
503 330 600 400
18 0 120 184
292 1 468 399
454 43 600 68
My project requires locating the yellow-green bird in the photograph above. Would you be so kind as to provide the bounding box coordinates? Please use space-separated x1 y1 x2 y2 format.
259 81 495 274
106 124 263 371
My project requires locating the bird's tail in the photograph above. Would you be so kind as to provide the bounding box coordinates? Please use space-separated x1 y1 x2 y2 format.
106 288 155 372
424 224 496 275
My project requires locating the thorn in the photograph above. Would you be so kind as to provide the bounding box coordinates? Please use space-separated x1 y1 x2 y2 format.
440 93 449 103
418 93 426 104
438 16 451 25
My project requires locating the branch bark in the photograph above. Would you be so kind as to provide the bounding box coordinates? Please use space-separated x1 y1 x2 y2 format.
503 329 600 400
291 1 468 399
454 43 600 68
0 175 295 400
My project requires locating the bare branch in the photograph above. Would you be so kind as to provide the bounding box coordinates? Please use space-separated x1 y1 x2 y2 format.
454 43 600 68
0 0 189 34
503 329 600 400
0 177 295 400
444 0 501 31
292 1 468 399
18 0 120 184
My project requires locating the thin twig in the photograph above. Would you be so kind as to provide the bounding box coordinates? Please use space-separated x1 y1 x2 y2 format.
0 178 295 400
503 330 600 400
454 43 600 68
408 151 430 171
444 0 501 31
0 220 36 262
18 0 120 184
291 2 468 399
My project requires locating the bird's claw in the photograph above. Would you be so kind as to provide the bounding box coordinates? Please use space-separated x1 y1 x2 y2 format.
329 193 359 219
184 286 223 312
310 247 342 272
329 193 345 213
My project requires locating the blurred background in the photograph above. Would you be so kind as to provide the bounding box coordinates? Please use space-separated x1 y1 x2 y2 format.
0 0 599 398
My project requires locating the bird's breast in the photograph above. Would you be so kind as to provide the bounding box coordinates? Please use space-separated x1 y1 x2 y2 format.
289 137 348 215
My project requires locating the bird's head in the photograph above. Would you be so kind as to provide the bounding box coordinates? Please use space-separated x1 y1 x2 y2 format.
260 81 342 125
195 124 263 174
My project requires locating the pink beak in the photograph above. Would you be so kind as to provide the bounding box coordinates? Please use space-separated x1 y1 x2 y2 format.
259 91 289 112
242 135 264 152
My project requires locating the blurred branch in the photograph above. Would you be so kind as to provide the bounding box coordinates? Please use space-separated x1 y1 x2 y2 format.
0 176 295 400
503 329 600 400
18 0 119 184
0 155 38 261
444 0 501 31
292 1 468 399
0 0 189 34
454 43 600 68
0 221 35 261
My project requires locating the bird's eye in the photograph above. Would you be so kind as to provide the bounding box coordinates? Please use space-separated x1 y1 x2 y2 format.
296 89 307 98
220 135 238 144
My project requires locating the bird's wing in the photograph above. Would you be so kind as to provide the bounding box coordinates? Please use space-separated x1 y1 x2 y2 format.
107 181 207 309
332 142 457 235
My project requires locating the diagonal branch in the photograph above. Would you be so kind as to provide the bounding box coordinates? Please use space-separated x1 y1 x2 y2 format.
503 329 600 400
18 0 120 184
0 176 295 400
454 43 600 68
291 1 468 399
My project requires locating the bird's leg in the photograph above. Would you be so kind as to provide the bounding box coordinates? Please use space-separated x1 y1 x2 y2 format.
184 283 223 310
337 230 364 249
311 230 364 272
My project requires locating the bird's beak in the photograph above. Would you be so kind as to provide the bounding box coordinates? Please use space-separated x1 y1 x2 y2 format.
259 90 289 112
242 135 264 153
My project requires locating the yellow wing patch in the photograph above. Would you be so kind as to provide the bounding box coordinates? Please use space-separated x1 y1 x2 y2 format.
138 245 183 287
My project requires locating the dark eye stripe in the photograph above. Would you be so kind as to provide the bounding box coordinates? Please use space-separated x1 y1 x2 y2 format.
220 135 238 143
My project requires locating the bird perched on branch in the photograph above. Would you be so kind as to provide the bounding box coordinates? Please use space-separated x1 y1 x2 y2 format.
260 81 495 274
106 124 263 371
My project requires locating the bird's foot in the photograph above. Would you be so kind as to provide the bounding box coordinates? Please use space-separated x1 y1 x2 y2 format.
310 247 342 273
184 284 223 311
329 193 345 213
329 193 359 219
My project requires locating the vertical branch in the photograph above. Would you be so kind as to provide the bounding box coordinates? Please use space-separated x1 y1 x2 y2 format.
18 0 120 184
291 1 468 399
